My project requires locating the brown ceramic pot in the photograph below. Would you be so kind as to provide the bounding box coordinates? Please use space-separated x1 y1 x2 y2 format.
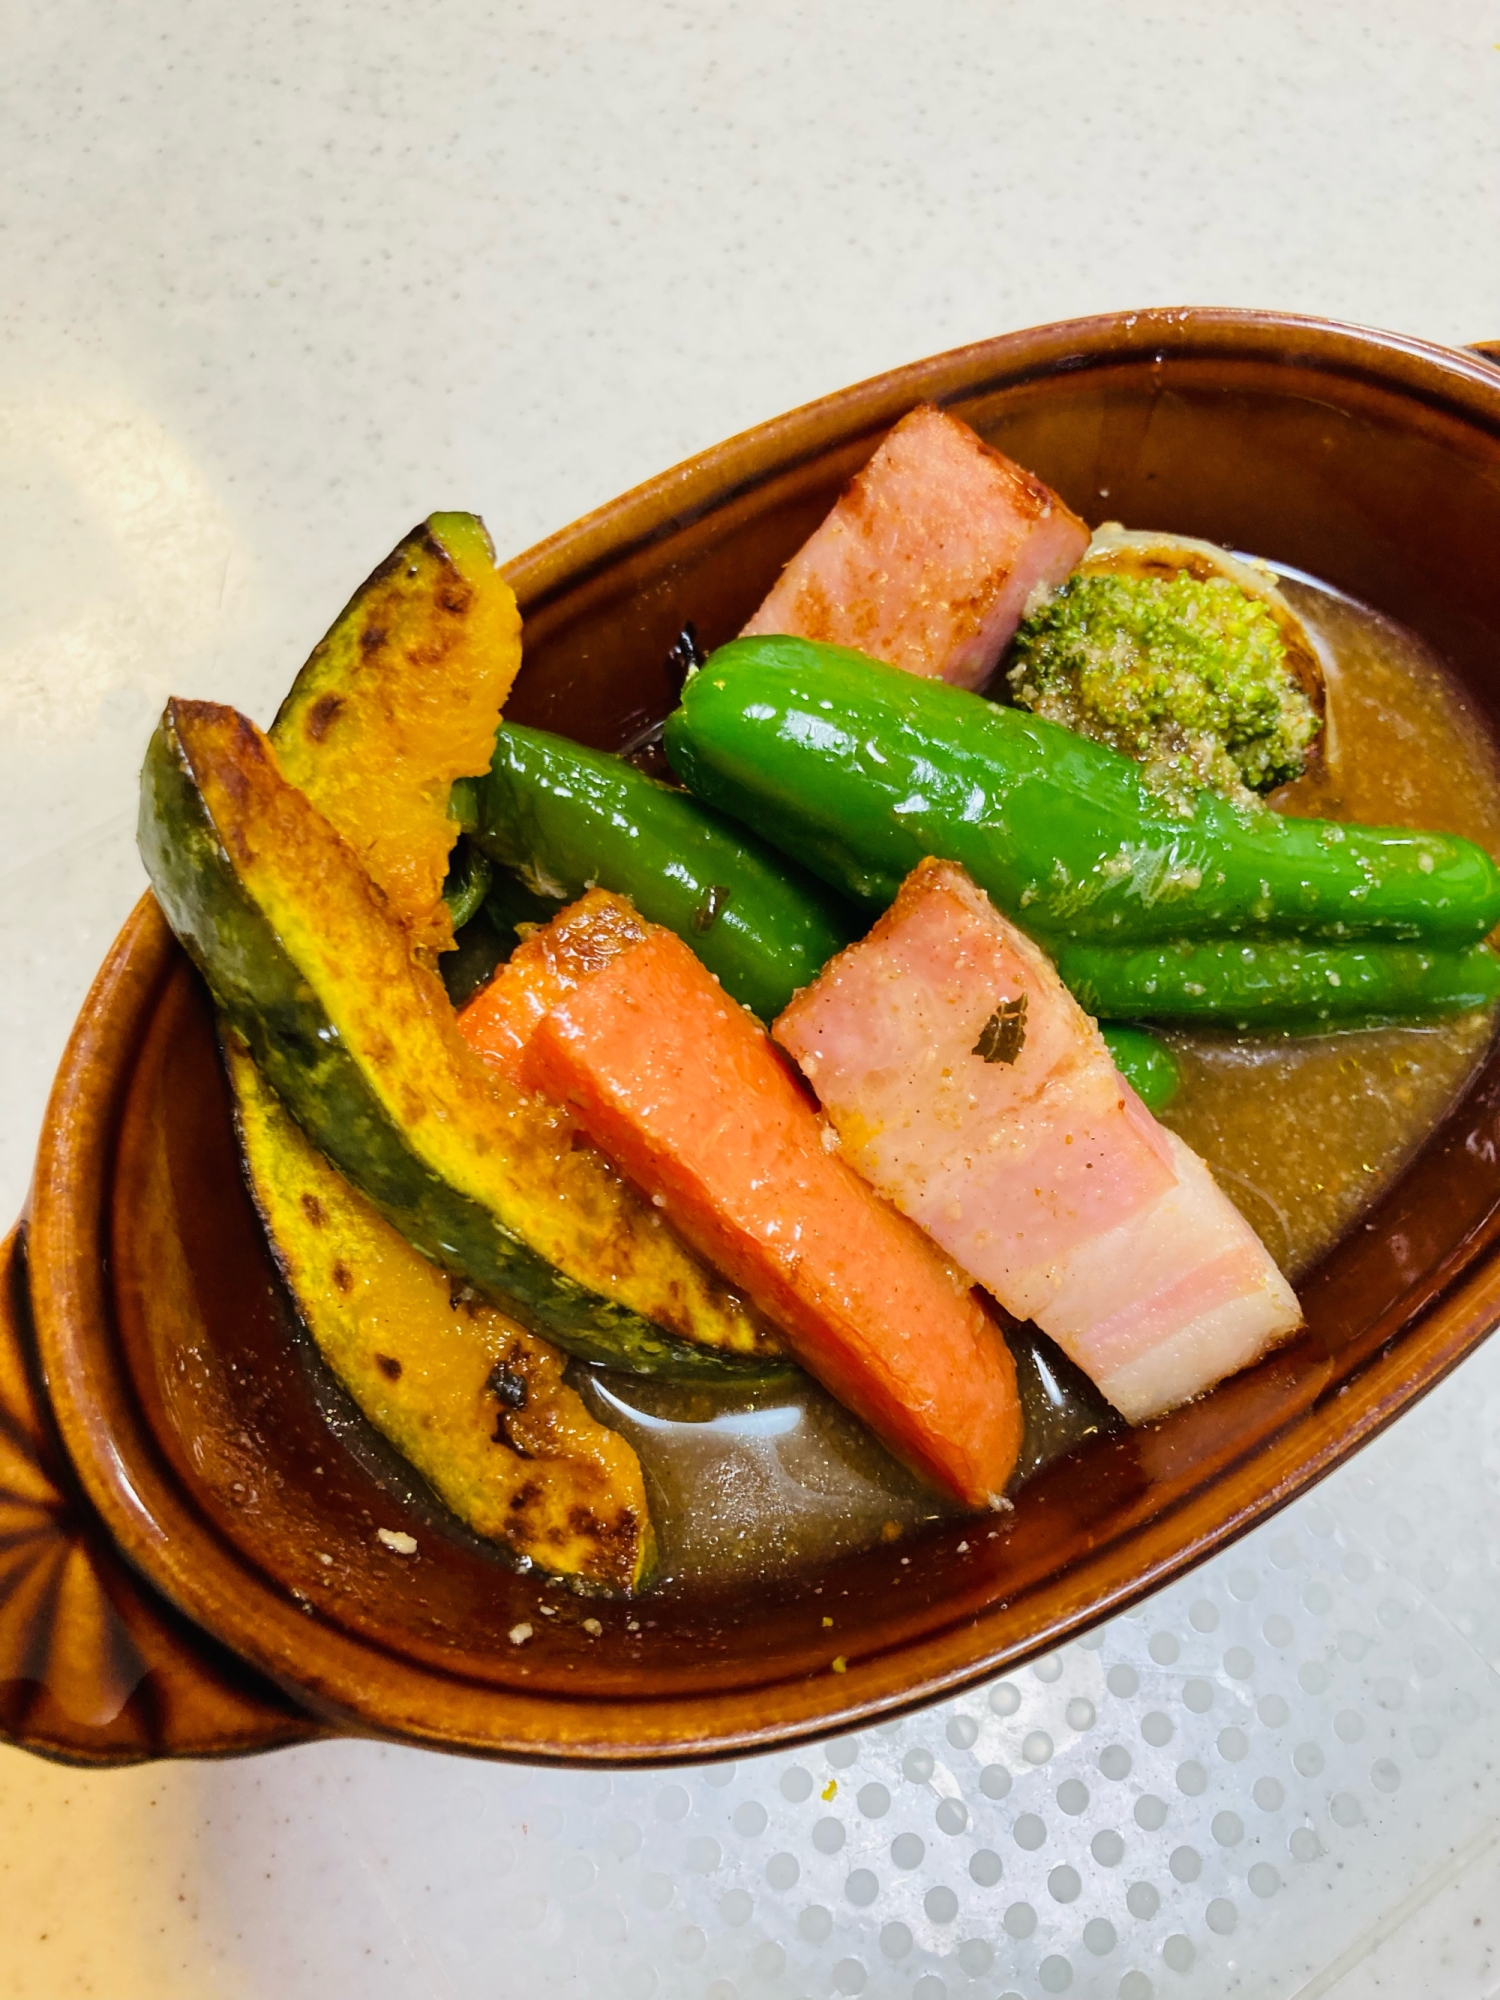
8 308 1500 1768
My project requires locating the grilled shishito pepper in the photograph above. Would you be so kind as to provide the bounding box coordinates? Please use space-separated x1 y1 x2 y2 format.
1061 936 1500 1029
1099 1026 1180 1109
664 637 1500 950
471 724 861 1021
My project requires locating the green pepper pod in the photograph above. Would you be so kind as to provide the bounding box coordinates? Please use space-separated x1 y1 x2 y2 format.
1060 936 1500 1028
441 835 492 930
1099 1026 1181 1109
664 637 1500 948
472 722 861 1020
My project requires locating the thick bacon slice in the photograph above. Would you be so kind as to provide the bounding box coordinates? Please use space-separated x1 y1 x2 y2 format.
774 859 1301 1421
741 404 1090 690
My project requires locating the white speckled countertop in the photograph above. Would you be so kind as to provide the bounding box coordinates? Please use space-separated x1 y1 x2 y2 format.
6 4 1500 1996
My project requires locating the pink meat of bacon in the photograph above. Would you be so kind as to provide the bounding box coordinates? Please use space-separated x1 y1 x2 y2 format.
774 859 1302 1422
741 403 1090 691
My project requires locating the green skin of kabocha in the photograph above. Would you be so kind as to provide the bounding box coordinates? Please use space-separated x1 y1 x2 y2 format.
468 723 862 1021
138 704 788 1385
664 637 1500 952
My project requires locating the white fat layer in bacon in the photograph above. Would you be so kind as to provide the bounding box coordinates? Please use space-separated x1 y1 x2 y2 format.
776 861 1302 1423
742 404 1090 690
1097 1294 1299 1425
1036 1132 1301 1419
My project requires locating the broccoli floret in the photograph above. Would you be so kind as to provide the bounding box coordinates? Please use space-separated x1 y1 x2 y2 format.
1008 571 1321 812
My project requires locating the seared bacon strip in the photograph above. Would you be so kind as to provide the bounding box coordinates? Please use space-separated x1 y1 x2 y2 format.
775 859 1302 1421
742 403 1090 690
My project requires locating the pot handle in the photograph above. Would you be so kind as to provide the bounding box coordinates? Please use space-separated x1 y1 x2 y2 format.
1468 342 1500 367
0 1222 326 1764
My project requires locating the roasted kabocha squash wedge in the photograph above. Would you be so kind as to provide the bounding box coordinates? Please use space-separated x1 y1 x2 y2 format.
270 512 521 958
225 1034 655 1591
139 696 788 1380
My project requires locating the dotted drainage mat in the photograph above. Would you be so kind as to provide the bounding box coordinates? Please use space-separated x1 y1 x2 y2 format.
296 1337 1500 2000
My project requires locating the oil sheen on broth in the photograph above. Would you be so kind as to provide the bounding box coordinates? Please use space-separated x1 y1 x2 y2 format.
584 574 1500 1588
1161 577 1500 1279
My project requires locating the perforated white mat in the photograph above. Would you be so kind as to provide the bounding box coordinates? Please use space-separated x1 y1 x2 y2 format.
277 1328 1500 2000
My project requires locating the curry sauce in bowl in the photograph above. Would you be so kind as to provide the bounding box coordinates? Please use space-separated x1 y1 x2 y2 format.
1164 571 1500 1281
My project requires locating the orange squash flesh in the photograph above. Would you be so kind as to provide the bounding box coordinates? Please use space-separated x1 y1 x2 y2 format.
271 512 521 957
524 907 1024 1508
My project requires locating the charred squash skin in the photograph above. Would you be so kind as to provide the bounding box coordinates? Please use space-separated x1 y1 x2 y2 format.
138 697 789 1381
226 1035 655 1591
270 512 521 958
